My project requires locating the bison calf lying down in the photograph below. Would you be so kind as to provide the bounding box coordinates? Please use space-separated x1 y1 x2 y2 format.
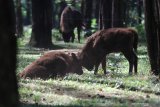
19 51 83 79
60 6 83 43
79 28 138 75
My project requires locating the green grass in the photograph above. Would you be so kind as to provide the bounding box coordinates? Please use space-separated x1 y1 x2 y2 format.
17 28 160 107
18 77 160 107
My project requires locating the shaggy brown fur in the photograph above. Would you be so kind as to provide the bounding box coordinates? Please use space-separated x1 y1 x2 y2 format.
79 28 138 75
60 6 83 43
19 51 83 79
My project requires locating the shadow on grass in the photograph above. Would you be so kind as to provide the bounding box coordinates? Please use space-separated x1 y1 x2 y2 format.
19 78 153 107
18 44 65 54
18 42 83 55
20 103 81 107
65 72 160 95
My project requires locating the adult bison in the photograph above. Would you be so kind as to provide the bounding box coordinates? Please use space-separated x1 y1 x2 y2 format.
79 28 138 75
60 6 83 43
19 51 83 79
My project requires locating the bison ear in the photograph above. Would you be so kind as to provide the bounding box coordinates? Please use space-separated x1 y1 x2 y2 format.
71 53 78 61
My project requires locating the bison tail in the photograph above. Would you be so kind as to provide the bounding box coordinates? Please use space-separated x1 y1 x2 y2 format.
133 31 138 53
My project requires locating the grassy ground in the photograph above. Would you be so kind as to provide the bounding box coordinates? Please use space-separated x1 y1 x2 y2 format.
17 28 160 107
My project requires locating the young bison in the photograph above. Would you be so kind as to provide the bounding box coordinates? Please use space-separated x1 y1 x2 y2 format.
79 28 138 75
19 51 83 79
60 6 83 43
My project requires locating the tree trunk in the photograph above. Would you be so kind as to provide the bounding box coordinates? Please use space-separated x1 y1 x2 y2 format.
125 0 130 26
99 0 112 29
29 0 53 48
15 0 23 37
112 0 126 27
25 0 31 25
0 0 19 107
93 0 99 24
81 0 93 29
144 0 160 75
154 0 160 75
137 0 143 24
52 0 56 28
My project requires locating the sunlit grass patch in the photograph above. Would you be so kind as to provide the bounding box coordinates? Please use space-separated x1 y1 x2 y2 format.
19 77 160 106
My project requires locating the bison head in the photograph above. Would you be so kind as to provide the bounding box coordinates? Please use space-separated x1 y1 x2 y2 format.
70 53 83 75
78 40 96 71
79 52 95 71
61 32 72 42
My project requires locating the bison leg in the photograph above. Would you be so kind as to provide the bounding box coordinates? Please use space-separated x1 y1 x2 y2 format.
94 60 102 75
101 57 107 74
62 33 70 42
77 26 81 43
123 50 135 75
133 51 138 74
71 31 75 43
94 64 99 75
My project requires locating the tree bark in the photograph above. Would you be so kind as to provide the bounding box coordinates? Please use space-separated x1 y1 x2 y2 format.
112 0 126 27
99 0 112 29
25 0 31 25
0 0 19 107
15 0 23 37
154 0 160 75
29 0 53 48
144 0 160 75
52 0 56 28
93 0 99 24
81 0 93 29
137 0 143 24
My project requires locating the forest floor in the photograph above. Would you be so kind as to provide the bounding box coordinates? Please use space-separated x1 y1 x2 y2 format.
17 28 160 107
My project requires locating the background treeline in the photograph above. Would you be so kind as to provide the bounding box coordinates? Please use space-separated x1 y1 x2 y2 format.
15 0 143 33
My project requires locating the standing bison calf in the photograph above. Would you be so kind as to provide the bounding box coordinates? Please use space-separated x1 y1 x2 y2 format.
60 6 83 43
79 28 138 75
19 51 83 79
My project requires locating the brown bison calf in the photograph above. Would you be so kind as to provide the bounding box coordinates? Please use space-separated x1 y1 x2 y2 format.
60 6 83 43
79 28 138 75
19 51 83 79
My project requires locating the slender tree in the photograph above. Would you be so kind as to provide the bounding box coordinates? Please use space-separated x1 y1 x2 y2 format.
15 0 23 37
99 0 112 29
0 0 19 107
137 0 143 24
144 0 160 75
93 0 99 24
25 0 31 25
125 0 131 26
52 0 56 28
29 0 53 48
112 0 127 27
81 0 93 29
154 0 160 75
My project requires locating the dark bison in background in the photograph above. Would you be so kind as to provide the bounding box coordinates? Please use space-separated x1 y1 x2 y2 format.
19 51 83 79
60 6 83 43
79 28 138 75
